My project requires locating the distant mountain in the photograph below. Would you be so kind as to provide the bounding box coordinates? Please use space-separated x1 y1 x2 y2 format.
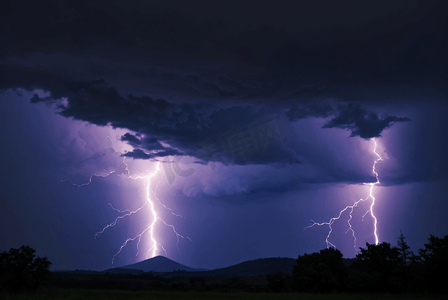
103 256 296 277
192 257 297 277
150 257 298 278
77 256 356 277
105 256 205 273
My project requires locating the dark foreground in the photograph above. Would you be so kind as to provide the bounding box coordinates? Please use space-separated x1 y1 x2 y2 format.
0 289 445 300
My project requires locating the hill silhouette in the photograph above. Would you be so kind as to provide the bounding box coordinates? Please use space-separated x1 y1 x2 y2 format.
194 257 297 277
103 256 356 277
106 256 299 277
106 256 205 273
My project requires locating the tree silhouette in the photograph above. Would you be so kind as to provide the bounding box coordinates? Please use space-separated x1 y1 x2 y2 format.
418 235 448 294
397 231 413 267
266 271 291 292
0 245 52 292
350 242 401 292
292 247 346 293
397 231 413 290
293 233 447 294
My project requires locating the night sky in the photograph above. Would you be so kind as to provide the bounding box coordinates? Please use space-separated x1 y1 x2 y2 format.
1 0 447 271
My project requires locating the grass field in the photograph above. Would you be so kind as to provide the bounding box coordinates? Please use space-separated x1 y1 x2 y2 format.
0 289 443 300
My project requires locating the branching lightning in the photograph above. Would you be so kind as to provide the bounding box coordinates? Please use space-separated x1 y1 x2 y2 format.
57 171 116 187
94 202 148 238
59 159 190 266
107 161 191 266
306 138 383 251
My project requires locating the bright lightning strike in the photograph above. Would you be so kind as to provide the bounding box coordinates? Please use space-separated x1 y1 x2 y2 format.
306 138 383 251
105 161 191 266
59 159 190 267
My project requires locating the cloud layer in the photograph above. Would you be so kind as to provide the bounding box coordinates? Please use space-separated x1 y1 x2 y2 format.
0 0 445 188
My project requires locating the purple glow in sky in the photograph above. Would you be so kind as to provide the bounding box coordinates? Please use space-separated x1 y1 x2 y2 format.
1 0 447 271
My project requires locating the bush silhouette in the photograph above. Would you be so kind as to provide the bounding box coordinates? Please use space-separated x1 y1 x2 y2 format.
293 247 346 292
350 242 402 292
0 245 51 292
418 234 448 294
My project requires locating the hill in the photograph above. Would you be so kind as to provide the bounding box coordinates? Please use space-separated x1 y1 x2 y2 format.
184 257 297 277
104 256 297 277
105 256 205 273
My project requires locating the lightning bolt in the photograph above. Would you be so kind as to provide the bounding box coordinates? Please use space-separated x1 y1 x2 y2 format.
368 138 382 245
306 138 383 251
59 159 190 266
105 161 191 266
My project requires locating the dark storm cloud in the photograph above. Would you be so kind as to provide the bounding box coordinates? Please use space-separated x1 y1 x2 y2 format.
284 102 410 139
122 148 183 160
0 64 299 165
0 0 445 180
1 0 446 106
285 103 334 121
30 93 52 104
1 0 446 89
121 133 141 146
322 104 411 139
